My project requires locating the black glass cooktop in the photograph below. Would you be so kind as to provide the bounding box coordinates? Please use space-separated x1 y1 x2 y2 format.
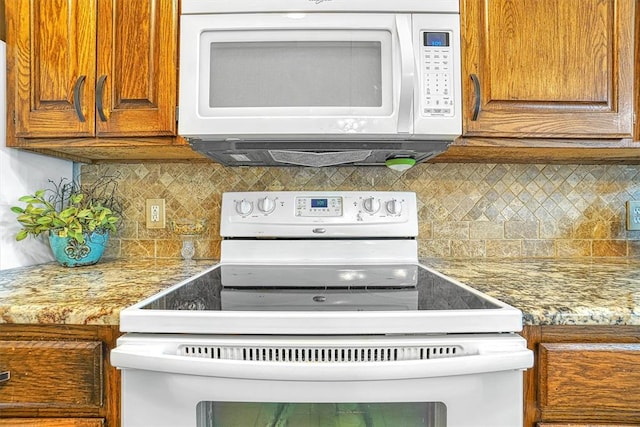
141 264 499 312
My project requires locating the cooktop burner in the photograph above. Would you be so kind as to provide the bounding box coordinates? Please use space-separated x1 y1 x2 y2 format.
141 264 500 312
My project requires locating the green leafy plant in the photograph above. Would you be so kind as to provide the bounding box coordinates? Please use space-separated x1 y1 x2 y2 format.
11 176 121 244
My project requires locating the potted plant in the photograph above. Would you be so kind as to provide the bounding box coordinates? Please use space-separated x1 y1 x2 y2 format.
11 176 121 267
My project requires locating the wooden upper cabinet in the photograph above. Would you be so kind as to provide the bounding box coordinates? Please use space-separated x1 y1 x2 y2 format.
6 0 177 139
8 0 97 138
461 0 635 139
96 0 177 136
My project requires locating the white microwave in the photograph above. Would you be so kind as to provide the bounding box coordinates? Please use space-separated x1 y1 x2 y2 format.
178 0 462 168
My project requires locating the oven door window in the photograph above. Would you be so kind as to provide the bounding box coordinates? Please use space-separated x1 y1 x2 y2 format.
196 402 446 426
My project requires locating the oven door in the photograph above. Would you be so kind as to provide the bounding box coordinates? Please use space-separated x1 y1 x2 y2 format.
179 13 410 138
112 334 532 427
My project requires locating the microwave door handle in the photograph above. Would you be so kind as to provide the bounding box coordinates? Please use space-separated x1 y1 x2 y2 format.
395 14 414 134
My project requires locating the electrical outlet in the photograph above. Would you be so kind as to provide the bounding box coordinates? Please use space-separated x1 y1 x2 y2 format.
626 201 640 231
146 199 166 229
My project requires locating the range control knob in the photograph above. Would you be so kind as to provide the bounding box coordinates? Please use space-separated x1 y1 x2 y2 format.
362 197 381 214
235 199 253 216
257 196 276 214
385 199 402 216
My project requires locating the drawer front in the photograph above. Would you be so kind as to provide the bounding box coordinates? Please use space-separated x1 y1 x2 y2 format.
0 341 103 409
538 424 640 427
539 343 640 412
0 419 104 427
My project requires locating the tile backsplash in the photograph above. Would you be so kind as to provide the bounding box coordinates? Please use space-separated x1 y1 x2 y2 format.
81 163 640 260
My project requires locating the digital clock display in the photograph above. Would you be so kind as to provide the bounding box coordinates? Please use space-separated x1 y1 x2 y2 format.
311 198 328 208
424 32 450 47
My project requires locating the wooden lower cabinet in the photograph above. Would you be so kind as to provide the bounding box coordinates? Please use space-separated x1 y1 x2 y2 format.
538 425 639 427
539 425 640 427
0 324 120 427
523 325 640 427
0 419 103 427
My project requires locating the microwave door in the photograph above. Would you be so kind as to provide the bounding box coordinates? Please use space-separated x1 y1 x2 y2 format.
178 13 412 138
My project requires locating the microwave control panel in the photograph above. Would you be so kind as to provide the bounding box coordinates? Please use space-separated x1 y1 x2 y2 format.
420 31 455 117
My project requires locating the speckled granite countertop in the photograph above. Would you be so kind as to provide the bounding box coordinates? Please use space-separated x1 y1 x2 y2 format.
1 257 639 326
0 258 213 325
423 258 640 326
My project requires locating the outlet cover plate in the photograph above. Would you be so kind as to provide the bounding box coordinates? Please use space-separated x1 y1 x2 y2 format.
626 201 640 231
146 199 166 229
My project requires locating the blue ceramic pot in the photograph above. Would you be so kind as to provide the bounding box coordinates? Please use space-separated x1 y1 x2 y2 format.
48 231 109 267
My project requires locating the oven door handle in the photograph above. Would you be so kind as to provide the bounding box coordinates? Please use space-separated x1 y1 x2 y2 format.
111 346 533 381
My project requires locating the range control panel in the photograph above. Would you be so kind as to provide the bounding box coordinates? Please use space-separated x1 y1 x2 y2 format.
295 196 343 217
220 191 418 238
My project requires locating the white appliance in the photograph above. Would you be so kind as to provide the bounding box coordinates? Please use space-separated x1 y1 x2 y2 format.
178 1 462 168
112 191 533 427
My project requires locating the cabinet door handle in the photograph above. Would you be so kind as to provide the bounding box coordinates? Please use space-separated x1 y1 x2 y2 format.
0 371 9 384
470 73 481 121
96 75 108 122
72 75 87 122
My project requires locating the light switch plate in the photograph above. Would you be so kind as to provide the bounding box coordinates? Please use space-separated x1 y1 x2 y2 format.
626 201 640 231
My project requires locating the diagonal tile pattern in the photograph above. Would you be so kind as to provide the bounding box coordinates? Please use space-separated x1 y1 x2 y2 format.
81 163 640 260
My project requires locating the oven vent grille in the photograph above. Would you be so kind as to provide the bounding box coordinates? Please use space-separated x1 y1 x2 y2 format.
178 345 466 362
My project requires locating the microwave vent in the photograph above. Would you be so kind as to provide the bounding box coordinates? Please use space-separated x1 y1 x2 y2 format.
187 138 453 167
269 150 372 167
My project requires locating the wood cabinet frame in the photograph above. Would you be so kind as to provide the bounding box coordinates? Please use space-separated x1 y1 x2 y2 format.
0 324 121 427
522 325 640 427
438 0 640 164
3 0 204 163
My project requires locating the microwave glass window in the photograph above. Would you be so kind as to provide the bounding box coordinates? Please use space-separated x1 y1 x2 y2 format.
196 401 447 426
208 41 383 108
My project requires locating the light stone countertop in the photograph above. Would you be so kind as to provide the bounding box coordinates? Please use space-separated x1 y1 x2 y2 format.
423 258 640 326
1 257 639 326
0 258 213 325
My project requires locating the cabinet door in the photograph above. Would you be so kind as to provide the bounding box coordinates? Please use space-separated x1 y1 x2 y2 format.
0 420 103 427
539 424 640 427
7 0 97 137
539 343 640 421
96 0 177 136
462 0 634 138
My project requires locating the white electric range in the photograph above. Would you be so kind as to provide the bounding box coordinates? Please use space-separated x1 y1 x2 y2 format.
112 191 533 427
